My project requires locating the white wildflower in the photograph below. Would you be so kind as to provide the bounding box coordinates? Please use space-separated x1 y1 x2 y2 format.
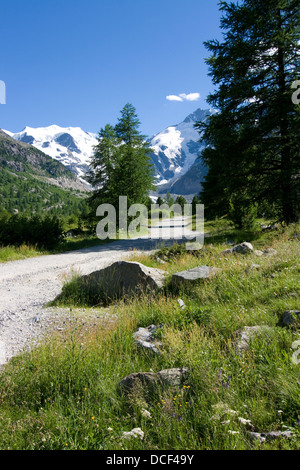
122 428 144 441
141 409 151 419
228 430 239 435
238 417 252 426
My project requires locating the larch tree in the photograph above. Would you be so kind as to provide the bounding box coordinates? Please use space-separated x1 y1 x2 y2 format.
196 0 300 225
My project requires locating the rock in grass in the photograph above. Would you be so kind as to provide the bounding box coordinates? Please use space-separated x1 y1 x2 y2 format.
254 250 264 256
157 368 189 387
245 264 261 273
221 242 254 255
233 326 273 355
263 248 278 256
282 310 300 327
171 266 220 288
118 368 189 397
79 261 167 303
133 325 162 355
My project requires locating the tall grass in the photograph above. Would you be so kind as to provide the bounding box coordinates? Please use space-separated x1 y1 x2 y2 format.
0 244 45 262
0 221 299 449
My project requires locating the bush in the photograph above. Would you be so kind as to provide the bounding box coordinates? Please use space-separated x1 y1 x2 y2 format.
0 213 64 249
228 197 258 230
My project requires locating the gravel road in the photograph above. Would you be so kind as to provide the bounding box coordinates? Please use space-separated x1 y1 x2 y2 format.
0 217 200 366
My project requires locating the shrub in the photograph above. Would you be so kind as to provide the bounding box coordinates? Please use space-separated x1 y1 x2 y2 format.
0 213 64 249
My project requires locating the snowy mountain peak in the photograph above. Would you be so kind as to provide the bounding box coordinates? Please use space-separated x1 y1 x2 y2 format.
4 107 214 195
149 108 214 194
183 107 215 124
6 125 98 181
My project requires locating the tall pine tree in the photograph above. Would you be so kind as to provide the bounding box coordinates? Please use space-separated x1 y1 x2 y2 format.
86 104 155 225
197 0 300 224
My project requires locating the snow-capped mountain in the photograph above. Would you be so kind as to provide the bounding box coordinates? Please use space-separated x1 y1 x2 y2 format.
149 108 215 195
4 125 98 182
4 108 214 196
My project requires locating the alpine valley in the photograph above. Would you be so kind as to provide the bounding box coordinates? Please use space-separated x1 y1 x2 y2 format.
3 108 215 198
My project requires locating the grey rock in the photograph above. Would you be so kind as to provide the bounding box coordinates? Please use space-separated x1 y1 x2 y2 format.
282 310 300 327
221 242 254 255
118 368 189 397
263 248 278 256
133 325 162 355
79 261 168 303
245 264 261 273
157 368 189 387
254 250 264 256
118 372 158 399
233 326 273 355
171 266 220 288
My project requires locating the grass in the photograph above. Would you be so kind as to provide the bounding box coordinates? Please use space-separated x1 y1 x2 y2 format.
0 224 151 263
0 219 299 450
0 244 45 262
0 234 112 263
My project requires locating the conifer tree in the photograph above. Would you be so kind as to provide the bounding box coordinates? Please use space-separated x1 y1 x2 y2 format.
197 0 300 224
87 104 155 225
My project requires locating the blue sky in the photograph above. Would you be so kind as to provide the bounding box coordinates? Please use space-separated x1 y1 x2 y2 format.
1 0 223 137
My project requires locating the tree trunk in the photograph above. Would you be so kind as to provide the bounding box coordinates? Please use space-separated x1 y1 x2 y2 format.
277 9 297 224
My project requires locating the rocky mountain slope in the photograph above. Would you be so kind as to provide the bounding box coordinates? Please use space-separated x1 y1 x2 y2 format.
149 108 214 195
4 125 98 181
0 129 87 215
4 108 215 197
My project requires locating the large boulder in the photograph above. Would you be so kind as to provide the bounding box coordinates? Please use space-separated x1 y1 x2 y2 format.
79 261 167 303
171 266 220 288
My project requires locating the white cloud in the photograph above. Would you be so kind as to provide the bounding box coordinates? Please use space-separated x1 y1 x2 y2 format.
166 94 184 102
179 93 200 101
166 92 200 102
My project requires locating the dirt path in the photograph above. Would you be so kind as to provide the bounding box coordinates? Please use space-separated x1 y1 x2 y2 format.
0 217 199 365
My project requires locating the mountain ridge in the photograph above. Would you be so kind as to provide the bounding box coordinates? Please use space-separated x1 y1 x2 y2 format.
4 107 214 197
0 129 87 215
